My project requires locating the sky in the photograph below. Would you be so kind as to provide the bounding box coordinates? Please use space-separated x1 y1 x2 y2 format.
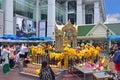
105 0 120 23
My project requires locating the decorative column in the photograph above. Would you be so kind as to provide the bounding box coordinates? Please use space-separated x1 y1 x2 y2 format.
59 35 64 51
61 35 63 51
77 0 83 25
57 35 63 52
47 0 55 39
4 0 14 34
94 1 100 24
55 36 59 51
58 36 60 51
73 36 77 48
64 54 69 71
36 0 39 36
72 38 74 48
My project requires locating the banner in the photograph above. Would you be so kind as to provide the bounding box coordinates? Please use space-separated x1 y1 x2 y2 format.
39 21 47 37
16 17 36 37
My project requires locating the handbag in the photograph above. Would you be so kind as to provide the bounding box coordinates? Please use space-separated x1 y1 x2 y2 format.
3 64 10 74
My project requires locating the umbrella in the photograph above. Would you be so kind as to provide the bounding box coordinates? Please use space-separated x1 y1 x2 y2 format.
44 37 53 41
0 36 3 39
29 36 40 40
2 34 19 40
107 35 120 41
20 37 28 40
40 37 45 41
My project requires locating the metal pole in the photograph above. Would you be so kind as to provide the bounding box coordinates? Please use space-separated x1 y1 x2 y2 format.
106 29 109 56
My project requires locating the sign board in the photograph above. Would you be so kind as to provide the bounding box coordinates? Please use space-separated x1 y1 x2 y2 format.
39 21 47 37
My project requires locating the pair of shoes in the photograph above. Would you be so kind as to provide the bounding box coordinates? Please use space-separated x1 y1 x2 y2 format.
5 72 9 75
10 69 14 71
14 65 17 68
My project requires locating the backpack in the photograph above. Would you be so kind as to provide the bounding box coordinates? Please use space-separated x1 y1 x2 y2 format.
113 51 120 64
39 66 55 80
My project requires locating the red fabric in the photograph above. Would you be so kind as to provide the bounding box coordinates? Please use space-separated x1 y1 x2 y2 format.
115 63 120 71
9 49 15 59
10 53 15 59
46 45 48 49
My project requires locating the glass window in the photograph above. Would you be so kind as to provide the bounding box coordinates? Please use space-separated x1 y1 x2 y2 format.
14 0 36 20
14 0 48 21
0 0 1 9
56 1 66 24
0 0 4 10
68 1 76 12
41 14 47 20
85 4 94 24
68 13 76 24
85 14 93 24
39 0 48 21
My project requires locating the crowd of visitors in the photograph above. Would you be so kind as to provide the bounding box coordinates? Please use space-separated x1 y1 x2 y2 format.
109 43 120 78
0 42 120 80
0 43 30 74
0 42 52 74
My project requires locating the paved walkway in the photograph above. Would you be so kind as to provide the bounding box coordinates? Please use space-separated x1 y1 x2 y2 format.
0 58 114 80
0 66 38 80
0 66 80 80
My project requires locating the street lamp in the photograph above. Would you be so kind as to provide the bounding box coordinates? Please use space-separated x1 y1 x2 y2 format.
106 28 110 56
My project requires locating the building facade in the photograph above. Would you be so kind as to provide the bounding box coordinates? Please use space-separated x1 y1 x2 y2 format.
0 0 106 39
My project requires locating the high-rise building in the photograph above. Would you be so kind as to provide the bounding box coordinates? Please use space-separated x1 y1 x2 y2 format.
0 0 106 39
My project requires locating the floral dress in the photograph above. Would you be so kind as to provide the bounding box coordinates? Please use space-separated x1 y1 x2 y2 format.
39 66 55 80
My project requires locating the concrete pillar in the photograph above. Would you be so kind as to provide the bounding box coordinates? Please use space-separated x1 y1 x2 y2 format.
47 0 55 39
90 40 93 45
66 1 68 22
82 4 85 24
94 1 100 24
4 0 14 34
77 0 83 25
0 11 4 36
36 0 39 36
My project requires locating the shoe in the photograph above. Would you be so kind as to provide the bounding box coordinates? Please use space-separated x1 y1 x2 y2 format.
0 64 2 66
10 68 14 70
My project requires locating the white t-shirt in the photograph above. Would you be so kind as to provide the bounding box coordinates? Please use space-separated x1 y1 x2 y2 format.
20 45 28 54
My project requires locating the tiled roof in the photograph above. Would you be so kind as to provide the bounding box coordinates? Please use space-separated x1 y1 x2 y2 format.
105 23 120 35
77 25 95 36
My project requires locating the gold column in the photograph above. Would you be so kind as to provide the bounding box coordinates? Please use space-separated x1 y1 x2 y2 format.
64 54 69 70
73 36 77 48
55 36 59 51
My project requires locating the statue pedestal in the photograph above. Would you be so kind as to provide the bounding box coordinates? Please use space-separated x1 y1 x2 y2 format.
64 70 69 74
